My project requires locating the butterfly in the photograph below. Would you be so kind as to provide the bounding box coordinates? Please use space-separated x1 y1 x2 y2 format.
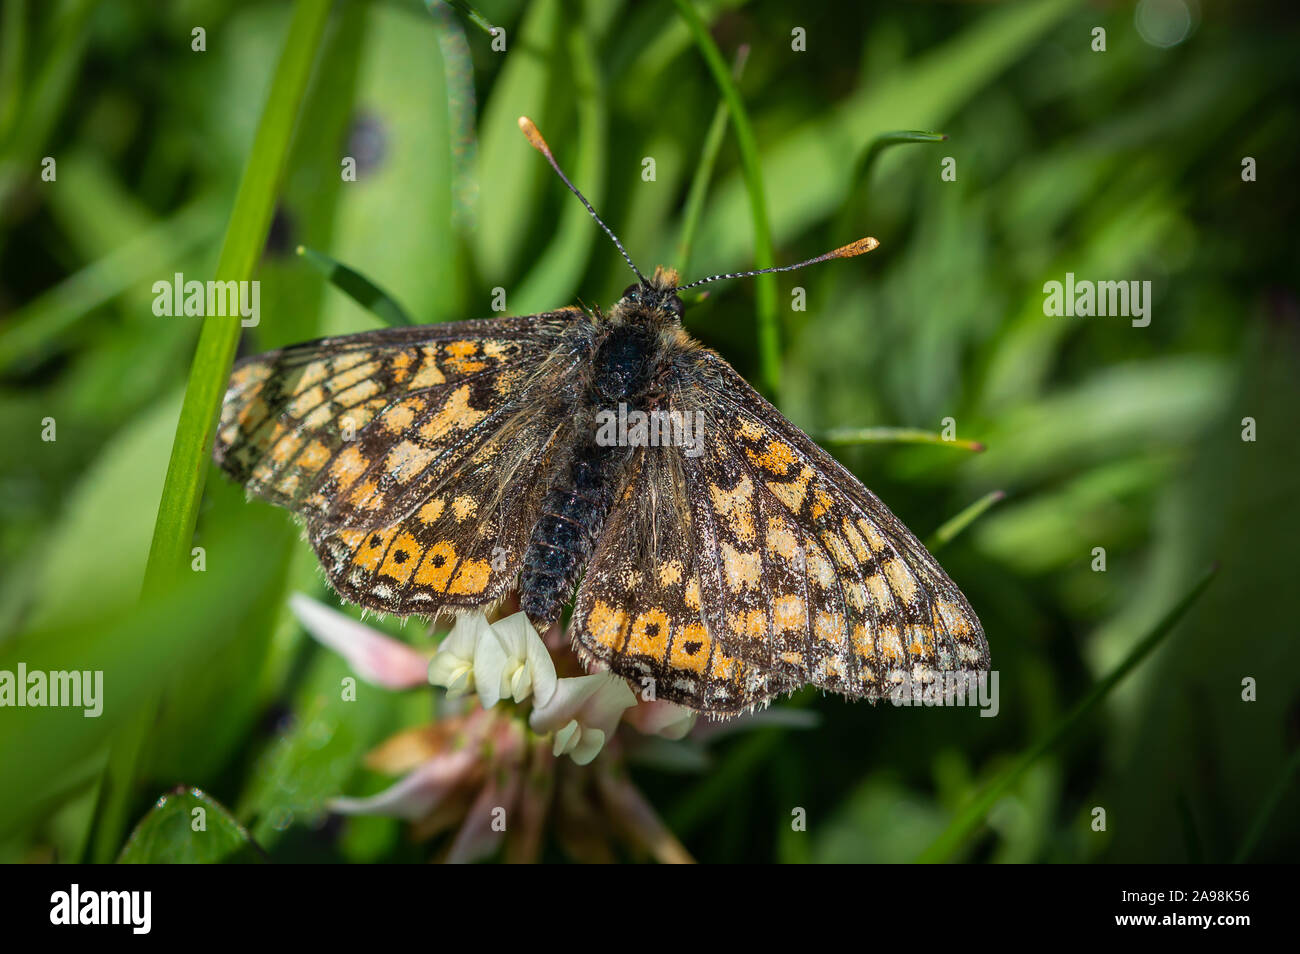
215 116 988 716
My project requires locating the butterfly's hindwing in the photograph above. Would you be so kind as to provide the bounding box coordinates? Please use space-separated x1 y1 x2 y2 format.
571 449 799 713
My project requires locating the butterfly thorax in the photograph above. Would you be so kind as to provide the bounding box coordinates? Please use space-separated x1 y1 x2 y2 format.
518 271 690 627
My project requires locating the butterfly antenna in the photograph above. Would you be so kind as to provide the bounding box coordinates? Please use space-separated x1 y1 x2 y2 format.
518 116 647 286
677 236 880 291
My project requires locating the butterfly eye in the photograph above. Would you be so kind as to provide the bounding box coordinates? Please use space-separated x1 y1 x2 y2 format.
621 283 641 300
667 295 684 318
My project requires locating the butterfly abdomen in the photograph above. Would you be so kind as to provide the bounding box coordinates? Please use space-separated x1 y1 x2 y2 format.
520 322 660 626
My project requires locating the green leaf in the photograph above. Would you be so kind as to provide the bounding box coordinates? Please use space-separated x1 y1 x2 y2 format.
297 245 414 327
118 788 264 864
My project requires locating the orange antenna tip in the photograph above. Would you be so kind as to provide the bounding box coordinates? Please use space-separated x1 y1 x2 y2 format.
517 116 552 158
830 236 880 259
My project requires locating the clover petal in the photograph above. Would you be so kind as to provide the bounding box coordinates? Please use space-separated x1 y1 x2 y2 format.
290 593 428 690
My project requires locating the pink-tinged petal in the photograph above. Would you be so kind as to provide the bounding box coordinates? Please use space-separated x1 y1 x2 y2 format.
624 700 697 740
445 770 521 864
290 593 428 689
328 748 477 821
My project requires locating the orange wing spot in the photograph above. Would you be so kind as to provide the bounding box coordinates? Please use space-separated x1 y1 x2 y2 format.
298 439 331 472
414 541 458 591
338 529 368 549
765 517 800 562
877 623 904 660
285 385 326 418
379 532 423 583
669 623 710 674
385 440 434 483
418 498 446 524
735 416 765 441
237 396 270 429
851 622 874 658
419 385 487 442
267 432 305 466
766 466 813 514
806 542 837 589
727 608 767 641
882 558 919 603
935 599 974 637
780 651 804 666
348 479 384 511
810 487 833 519
330 351 373 373
744 438 798 476
844 580 868 612
657 560 684 587
773 594 805 633
864 572 895 610
814 610 842 645
330 446 369 490
857 517 889 554
442 341 487 375
381 398 421 434
329 359 381 393
684 578 701 612
819 530 854 569
587 600 629 652
352 527 398 572
332 376 382 408
390 350 413 383
708 475 757 544
628 609 670 658
447 558 491 595
452 496 478 521
408 348 446 389
720 542 761 592
708 645 741 680
842 518 869 561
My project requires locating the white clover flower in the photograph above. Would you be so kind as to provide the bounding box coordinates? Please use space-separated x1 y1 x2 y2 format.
530 672 637 765
472 611 558 709
427 613 493 697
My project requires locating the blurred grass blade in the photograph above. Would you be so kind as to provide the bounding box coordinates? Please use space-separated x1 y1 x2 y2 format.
0 0 27 143
676 44 749 275
1234 747 1300 863
433 0 496 37
672 0 779 397
93 0 332 865
822 426 985 452
297 245 414 327
118 788 265 863
929 490 1005 551
916 564 1218 863
858 130 947 185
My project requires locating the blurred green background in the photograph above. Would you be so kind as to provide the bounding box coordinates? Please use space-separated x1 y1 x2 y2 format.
1 0 1298 863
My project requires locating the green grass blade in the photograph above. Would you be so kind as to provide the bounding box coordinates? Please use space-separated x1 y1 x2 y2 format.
297 245 414 327
916 564 1218 863
676 44 749 276
672 0 779 397
1234 746 1300 863
822 426 985 452
433 0 497 37
928 490 1006 551
90 0 332 864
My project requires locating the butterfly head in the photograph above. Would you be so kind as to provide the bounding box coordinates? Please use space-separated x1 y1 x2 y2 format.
619 266 685 322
